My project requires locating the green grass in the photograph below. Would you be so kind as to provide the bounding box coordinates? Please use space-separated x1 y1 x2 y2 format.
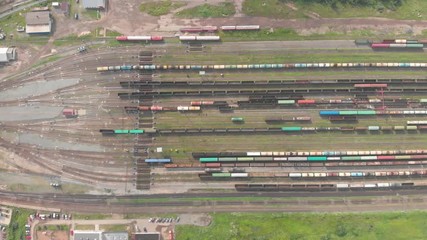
139 1 186 16
176 211 427 240
53 33 95 46
100 224 129 232
157 51 427 65
82 9 100 20
74 224 95 230
242 0 427 20
31 55 62 68
39 224 70 231
7 208 35 240
176 2 235 18
73 213 111 220
219 28 382 41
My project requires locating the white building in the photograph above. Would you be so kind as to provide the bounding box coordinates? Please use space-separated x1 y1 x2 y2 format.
0 48 16 63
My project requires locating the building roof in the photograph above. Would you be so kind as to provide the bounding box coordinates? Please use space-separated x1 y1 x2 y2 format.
82 0 105 9
0 48 10 62
25 11 50 25
26 24 51 34
133 233 160 240
74 231 102 240
103 232 129 240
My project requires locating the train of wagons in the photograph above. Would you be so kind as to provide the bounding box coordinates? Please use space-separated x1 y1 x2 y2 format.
201 170 427 179
194 149 427 162
371 39 426 49
96 62 427 71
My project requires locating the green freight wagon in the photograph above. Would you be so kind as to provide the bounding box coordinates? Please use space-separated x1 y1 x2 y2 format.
342 156 362 161
278 100 295 104
282 127 302 131
200 157 218 162
307 156 327 161
231 117 244 122
218 157 237 161
357 110 376 115
114 130 129 134
339 111 358 115
237 157 254 161
212 173 231 177
406 44 424 48
129 129 144 134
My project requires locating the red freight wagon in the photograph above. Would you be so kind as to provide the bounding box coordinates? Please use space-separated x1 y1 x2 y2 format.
205 163 221 168
115 36 127 41
191 101 202 106
377 155 396 160
371 43 390 48
151 36 163 41
297 99 315 104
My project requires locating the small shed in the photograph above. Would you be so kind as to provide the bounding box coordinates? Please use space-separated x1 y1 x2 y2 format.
82 0 106 9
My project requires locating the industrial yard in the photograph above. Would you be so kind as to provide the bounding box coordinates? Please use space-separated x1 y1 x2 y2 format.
3 0 427 239
3 36 427 194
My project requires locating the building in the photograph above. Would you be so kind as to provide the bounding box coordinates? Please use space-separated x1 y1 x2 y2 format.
82 0 106 9
25 10 52 34
73 231 102 240
0 47 16 63
133 232 161 240
103 232 129 240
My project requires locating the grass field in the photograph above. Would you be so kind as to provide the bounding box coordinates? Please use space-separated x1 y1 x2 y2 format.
176 211 427 240
157 51 427 65
242 0 427 20
176 2 236 18
7 208 34 240
139 1 186 16
219 28 390 41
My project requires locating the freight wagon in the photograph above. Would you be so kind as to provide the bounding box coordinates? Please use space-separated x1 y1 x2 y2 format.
145 159 171 163
115 36 164 41
220 25 260 31
180 26 218 32
235 182 417 192
178 36 221 41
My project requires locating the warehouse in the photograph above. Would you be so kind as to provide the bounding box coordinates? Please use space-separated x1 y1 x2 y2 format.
25 10 52 34
82 0 106 9
132 232 160 240
73 231 102 240
103 232 128 240
0 47 16 63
